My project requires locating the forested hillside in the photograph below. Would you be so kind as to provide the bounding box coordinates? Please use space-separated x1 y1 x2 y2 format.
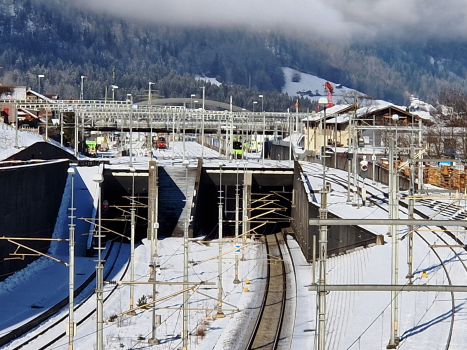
1 0 467 108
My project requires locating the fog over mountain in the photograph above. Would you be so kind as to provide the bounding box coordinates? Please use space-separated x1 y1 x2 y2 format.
1 0 466 106
70 0 467 41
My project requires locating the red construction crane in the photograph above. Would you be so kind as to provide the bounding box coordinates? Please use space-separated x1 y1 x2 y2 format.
324 81 334 108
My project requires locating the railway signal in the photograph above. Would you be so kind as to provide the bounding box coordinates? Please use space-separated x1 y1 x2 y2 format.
360 157 368 172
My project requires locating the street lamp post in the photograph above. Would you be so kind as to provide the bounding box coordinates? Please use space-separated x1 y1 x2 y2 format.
190 94 196 110
92 173 104 350
111 85 118 101
149 82 155 151
149 82 155 105
67 165 76 350
252 101 258 150
201 86 205 161
259 95 265 167
80 76 86 100
38 74 45 95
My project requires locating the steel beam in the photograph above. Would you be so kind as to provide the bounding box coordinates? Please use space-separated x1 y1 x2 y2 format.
308 219 467 226
308 284 467 292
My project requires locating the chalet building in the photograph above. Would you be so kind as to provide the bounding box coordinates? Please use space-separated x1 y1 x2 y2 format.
301 101 431 153
0 87 58 127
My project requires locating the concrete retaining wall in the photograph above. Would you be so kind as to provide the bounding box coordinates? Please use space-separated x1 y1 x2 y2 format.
0 160 69 281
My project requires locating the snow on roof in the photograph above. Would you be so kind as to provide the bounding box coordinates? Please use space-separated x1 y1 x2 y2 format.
409 95 435 121
27 90 57 104
301 104 351 122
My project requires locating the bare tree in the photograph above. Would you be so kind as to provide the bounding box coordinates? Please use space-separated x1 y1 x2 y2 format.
433 87 467 158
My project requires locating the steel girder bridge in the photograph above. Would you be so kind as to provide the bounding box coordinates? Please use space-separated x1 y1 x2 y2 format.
10 99 311 135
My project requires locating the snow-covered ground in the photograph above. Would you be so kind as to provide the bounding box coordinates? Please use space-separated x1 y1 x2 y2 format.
299 162 467 349
0 123 43 160
0 150 268 350
2 110 467 349
281 67 356 102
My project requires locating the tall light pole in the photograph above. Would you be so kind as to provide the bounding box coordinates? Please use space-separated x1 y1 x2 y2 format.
259 95 265 167
253 101 258 113
252 101 258 149
148 84 155 151
38 74 45 95
201 86 205 161
80 76 86 101
67 165 76 350
148 82 155 105
111 85 118 101
217 162 225 318
190 94 196 110
92 173 104 350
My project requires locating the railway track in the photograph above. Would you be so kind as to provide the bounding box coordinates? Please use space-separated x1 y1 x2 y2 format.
316 170 467 349
3 240 130 350
246 232 294 350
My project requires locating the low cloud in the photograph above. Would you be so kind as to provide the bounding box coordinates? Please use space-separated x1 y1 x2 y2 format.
72 0 467 41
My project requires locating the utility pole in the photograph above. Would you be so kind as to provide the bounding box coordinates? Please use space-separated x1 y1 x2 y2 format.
387 138 400 349
407 144 415 283
241 161 248 261
217 162 225 317
183 108 186 162
129 95 133 168
201 86 205 161
129 167 136 313
44 108 49 141
93 173 104 350
352 117 358 207
67 166 76 350
182 159 190 350
347 111 353 203
148 161 158 257
233 161 240 284
229 96 233 160
317 182 330 350
258 95 266 168
148 161 159 345
148 263 160 345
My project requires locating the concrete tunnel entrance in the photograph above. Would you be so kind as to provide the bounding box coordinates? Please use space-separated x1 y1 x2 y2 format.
92 165 294 253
